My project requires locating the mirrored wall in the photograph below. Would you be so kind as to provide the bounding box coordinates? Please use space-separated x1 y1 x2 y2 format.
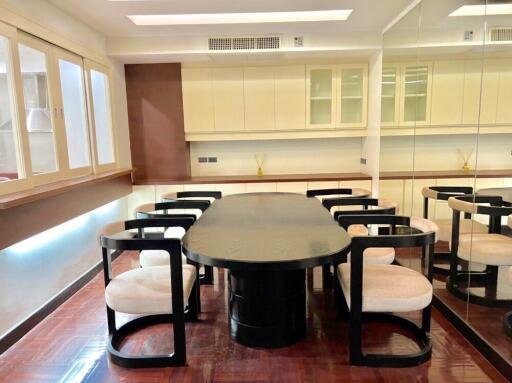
381 0 512 374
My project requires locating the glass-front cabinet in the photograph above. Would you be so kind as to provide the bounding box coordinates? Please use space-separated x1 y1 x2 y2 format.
381 64 400 126
307 64 368 129
336 64 368 128
400 62 432 126
306 65 336 128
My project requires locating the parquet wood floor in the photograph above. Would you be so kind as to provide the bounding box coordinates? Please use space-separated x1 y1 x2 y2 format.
0 251 507 382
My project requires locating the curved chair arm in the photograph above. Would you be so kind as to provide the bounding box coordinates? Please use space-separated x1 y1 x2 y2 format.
306 188 370 198
448 195 511 216
162 191 222 201
323 197 397 220
422 186 473 201
156 200 210 212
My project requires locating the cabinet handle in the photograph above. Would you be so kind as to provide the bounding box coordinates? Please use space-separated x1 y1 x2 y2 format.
54 108 58 119
60 108 64 119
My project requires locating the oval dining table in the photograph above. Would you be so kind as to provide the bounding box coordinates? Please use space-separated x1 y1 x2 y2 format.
183 192 351 348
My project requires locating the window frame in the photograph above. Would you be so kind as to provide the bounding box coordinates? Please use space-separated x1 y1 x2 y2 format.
0 22 30 194
84 59 118 173
53 47 93 178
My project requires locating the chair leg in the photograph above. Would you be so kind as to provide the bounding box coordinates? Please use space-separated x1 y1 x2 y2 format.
504 311 512 338
322 264 333 290
201 265 214 285
334 271 349 319
348 312 432 368
108 314 187 368
186 276 200 321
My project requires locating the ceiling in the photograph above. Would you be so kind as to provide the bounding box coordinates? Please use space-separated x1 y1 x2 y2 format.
47 0 413 38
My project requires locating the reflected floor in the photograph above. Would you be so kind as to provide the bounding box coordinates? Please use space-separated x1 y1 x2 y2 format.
396 243 512 377
0 251 506 382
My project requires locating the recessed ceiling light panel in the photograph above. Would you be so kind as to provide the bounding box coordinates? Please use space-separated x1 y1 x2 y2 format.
449 4 512 16
127 10 353 26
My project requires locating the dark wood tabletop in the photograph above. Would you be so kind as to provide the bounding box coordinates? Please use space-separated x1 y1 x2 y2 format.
183 193 351 271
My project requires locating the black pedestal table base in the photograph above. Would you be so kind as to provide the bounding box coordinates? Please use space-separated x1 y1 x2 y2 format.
228 269 306 348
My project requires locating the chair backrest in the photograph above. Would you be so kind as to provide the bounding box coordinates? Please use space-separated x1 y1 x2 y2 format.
134 201 210 220
162 191 222 202
422 186 473 219
322 197 398 220
306 188 370 198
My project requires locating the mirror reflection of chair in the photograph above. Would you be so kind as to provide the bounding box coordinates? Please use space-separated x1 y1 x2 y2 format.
335 214 437 367
100 218 200 368
422 186 488 276
320 197 398 289
447 195 512 308
135 201 212 288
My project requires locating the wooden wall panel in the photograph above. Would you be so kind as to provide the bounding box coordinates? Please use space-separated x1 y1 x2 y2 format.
0 172 132 249
125 63 191 182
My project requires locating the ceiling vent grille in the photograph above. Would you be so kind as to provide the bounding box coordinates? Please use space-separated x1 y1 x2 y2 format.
489 27 512 42
208 36 280 51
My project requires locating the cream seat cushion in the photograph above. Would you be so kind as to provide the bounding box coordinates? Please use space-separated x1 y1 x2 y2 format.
458 233 512 266
434 218 487 243
140 250 188 268
347 225 369 237
337 264 433 312
348 247 395 265
164 227 186 239
105 265 196 315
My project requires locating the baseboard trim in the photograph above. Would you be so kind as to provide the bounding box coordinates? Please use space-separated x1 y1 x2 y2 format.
432 294 512 379
0 250 122 354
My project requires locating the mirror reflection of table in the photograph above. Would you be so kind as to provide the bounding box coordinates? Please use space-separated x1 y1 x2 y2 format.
183 193 351 348
477 187 512 204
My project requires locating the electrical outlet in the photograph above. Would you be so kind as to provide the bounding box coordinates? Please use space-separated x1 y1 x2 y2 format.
464 30 474 41
294 36 304 47
207 157 218 163
198 157 208 163
360 158 367 165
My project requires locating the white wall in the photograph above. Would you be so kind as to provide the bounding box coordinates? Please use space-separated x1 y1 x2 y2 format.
380 134 512 171
190 137 363 176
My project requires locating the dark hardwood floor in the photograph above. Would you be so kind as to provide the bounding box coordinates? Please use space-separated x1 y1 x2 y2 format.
0 251 507 383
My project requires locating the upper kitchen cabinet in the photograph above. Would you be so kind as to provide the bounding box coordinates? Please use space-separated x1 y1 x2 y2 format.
182 67 215 133
244 66 275 131
274 65 305 131
212 67 245 132
306 65 336 129
336 64 368 128
479 58 512 126
399 62 432 126
495 58 512 125
430 60 464 126
381 64 400 126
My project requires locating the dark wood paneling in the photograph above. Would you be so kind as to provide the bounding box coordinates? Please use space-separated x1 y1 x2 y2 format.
125 63 191 183
132 169 512 186
0 251 506 382
0 171 132 249
134 172 373 185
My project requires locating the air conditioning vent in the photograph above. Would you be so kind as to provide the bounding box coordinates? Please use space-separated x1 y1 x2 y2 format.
208 36 280 51
489 27 512 42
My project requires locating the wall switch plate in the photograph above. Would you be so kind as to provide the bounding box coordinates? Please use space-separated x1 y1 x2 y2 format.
198 157 208 163
464 30 474 41
207 157 218 163
360 158 367 165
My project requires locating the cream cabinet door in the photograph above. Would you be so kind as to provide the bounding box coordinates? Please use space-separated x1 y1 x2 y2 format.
275 65 305 131
496 58 512 124
480 59 500 125
306 65 336 129
430 60 464 125
399 62 432 127
336 64 368 128
181 67 214 133
462 60 484 125
244 66 275 131
212 67 245 132
381 64 400 127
